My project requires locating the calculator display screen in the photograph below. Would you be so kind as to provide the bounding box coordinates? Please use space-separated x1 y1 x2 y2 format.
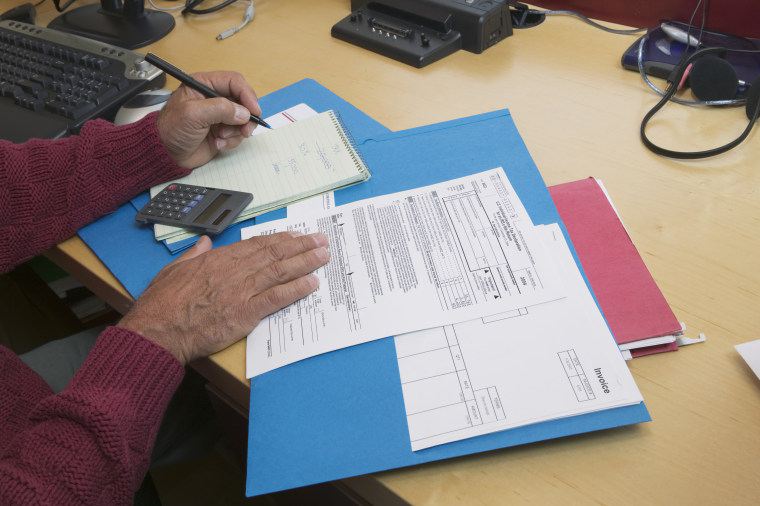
194 193 230 224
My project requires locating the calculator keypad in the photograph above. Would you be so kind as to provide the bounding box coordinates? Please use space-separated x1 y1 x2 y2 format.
144 184 208 220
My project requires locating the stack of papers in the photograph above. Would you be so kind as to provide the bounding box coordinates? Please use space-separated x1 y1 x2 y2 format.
242 167 643 450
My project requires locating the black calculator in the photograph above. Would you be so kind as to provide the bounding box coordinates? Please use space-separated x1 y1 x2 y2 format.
136 183 253 235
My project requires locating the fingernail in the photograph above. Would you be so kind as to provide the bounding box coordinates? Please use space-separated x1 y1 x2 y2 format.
215 137 228 149
234 105 250 122
197 235 211 248
311 232 329 247
218 125 234 138
314 246 330 262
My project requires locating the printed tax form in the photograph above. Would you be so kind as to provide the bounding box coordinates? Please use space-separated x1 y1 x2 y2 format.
242 168 565 377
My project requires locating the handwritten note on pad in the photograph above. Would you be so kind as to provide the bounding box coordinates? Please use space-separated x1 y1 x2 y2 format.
150 110 371 241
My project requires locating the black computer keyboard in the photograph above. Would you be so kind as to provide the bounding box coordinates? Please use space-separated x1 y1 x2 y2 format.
0 20 165 143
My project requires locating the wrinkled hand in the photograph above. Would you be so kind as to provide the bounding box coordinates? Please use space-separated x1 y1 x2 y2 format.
156 70 263 169
118 232 329 365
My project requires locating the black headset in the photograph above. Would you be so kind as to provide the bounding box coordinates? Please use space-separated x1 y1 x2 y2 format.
640 43 760 159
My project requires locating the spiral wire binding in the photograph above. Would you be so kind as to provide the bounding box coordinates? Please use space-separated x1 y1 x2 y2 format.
329 110 372 180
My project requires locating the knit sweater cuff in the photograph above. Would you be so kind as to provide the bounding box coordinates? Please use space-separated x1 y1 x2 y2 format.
32 326 187 463
61 326 186 430
85 112 191 196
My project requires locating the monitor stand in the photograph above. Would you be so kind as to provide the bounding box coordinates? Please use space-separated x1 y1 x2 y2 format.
48 0 175 49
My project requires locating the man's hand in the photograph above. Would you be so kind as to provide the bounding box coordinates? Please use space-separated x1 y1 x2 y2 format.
156 70 263 169
117 231 329 364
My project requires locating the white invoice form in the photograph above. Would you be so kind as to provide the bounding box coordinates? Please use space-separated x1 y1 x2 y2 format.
395 223 644 450
242 168 565 378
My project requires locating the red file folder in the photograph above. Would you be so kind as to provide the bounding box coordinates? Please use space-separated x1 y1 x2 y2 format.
549 178 681 357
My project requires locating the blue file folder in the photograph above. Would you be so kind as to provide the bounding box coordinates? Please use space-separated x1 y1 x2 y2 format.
245 106 650 495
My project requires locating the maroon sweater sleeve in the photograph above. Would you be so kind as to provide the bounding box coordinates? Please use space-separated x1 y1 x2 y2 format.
0 327 185 506
0 112 191 273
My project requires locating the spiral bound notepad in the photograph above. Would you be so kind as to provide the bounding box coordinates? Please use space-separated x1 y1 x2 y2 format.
150 110 371 241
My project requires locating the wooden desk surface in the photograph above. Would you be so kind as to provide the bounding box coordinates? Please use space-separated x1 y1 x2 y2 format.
37 0 760 503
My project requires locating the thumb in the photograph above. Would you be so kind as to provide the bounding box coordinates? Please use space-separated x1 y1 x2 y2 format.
170 235 213 266
189 97 251 128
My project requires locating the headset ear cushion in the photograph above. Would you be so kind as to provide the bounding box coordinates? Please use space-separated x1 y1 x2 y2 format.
689 56 740 101
746 76 760 121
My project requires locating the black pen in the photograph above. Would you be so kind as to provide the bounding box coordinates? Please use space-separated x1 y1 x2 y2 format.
144 53 271 129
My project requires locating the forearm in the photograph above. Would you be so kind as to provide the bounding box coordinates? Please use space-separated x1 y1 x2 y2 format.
0 113 191 273
0 327 185 506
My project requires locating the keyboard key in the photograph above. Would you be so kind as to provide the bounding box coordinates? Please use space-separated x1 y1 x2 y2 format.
93 86 116 105
0 83 22 98
16 95 44 111
17 78 41 93
52 60 72 72
30 73 51 87
44 99 67 115
64 101 95 119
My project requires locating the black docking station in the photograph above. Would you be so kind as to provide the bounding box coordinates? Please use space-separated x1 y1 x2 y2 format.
331 0 514 68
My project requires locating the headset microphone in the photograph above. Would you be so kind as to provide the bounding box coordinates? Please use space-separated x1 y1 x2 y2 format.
640 45 760 159
689 55 744 102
